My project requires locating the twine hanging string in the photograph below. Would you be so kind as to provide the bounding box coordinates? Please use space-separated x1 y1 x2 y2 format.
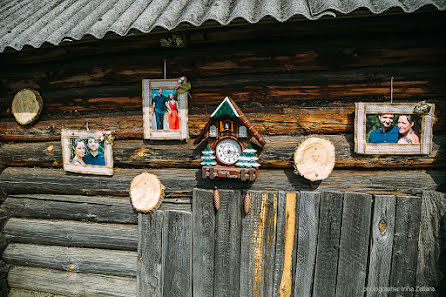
74 109 89 131
390 76 394 104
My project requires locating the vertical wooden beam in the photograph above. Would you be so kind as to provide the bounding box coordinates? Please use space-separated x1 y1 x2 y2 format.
366 195 397 297
294 191 321 297
389 196 422 297
416 191 446 297
137 211 164 297
273 192 299 297
313 191 344 297
192 188 215 297
214 189 242 297
335 192 372 297
162 210 192 297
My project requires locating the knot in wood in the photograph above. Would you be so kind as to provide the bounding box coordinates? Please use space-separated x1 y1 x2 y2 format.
379 219 387 235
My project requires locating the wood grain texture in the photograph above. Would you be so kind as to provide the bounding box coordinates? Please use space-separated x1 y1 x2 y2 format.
240 191 278 297
8 266 136 297
312 191 344 297
416 191 446 297
366 195 397 297
335 192 372 297
138 212 164 297
9 288 69 297
3 243 137 277
4 217 138 250
162 210 192 297
273 192 299 297
389 196 422 297
0 167 443 197
294 191 321 297
192 188 215 297
0 135 444 169
213 189 242 297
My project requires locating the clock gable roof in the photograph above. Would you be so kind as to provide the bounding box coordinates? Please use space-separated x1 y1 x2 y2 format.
193 97 266 147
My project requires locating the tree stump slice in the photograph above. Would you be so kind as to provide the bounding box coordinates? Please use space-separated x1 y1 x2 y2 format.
11 89 43 125
130 173 165 212
293 136 335 181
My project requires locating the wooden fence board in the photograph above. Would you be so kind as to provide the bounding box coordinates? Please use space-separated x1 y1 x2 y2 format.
214 189 242 297
8 266 136 297
389 196 422 297
416 191 446 297
312 191 344 297
366 195 397 297
240 191 278 297
137 212 164 297
3 243 137 277
4 217 137 250
192 188 215 297
335 192 372 297
162 210 192 297
272 192 299 297
294 191 321 297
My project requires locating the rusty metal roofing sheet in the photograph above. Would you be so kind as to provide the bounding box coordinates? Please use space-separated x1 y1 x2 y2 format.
0 0 444 52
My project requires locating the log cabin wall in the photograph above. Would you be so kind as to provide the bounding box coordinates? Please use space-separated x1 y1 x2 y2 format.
0 9 445 297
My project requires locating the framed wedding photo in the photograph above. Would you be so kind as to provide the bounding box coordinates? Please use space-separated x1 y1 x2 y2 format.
142 78 189 140
61 129 113 175
355 102 435 155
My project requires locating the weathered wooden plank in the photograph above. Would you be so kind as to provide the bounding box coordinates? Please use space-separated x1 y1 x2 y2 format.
138 211 164 297
8 266 136 297
9 288 69 297
335 192 373 297
0 167 443 196
240 191 278 297
389 196 422 297
294 191 321 297
4 218 137 250
273 192 299 297
1 134 444 169
162 210 192 297
1 194 189 224
214 189 242 297
312 191 344 297
366 195 397 297
192 188 215 297
3 243 137 277
416 191 446 297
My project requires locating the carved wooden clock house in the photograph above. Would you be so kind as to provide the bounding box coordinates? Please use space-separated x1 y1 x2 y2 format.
194 97 266 181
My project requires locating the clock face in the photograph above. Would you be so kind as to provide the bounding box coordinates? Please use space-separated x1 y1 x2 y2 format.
215 138 242 166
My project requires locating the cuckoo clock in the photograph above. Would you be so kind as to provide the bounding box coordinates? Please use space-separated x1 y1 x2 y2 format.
194 97 266 181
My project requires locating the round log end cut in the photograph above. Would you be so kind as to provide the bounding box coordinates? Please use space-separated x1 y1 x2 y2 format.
293 136 335 181
11 89 43 125
130 172 165 212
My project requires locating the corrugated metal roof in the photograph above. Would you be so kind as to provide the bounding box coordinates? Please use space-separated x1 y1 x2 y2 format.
0 0 444 52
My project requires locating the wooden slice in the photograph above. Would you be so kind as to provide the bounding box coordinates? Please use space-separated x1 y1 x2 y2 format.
130 172 165 212
293 136 335 181
11 89 43 125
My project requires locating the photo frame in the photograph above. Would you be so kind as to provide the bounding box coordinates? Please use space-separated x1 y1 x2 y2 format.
142 78 189 140
355 102 435 155
61 129 113 175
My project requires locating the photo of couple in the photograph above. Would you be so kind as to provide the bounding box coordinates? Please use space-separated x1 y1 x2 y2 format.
71 138 105 166
151 88 179 131
366 113 420 144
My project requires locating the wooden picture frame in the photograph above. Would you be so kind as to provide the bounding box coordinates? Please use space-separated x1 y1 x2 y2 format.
61 129 113 175
142 78 189 140
354 102 435 155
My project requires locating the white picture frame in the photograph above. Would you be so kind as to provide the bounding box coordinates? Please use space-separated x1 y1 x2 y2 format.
61 129 113 175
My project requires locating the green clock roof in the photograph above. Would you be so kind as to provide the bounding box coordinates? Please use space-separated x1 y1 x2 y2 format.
210 97 240 118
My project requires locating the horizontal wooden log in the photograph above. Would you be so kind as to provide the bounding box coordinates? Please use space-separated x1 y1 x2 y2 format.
3 243 137 277
4 218 138 250
9 288 69 297
0 135 444 169
8 266 136 297
2 194 190 224
0 167 443 196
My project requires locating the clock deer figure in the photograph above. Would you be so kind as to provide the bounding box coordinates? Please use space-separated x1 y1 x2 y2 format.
194 97 266 182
